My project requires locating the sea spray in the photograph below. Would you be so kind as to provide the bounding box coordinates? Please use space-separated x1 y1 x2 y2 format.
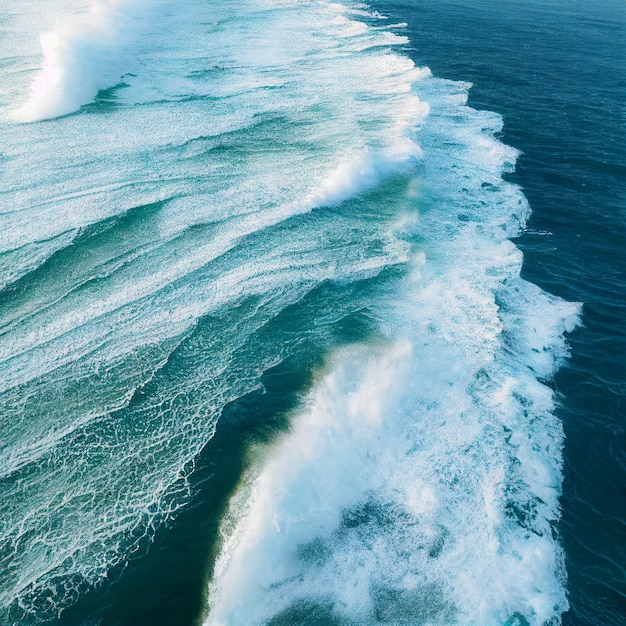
205 54 580 626
12 0 171 122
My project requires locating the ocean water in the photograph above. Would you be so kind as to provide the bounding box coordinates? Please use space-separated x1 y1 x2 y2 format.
0 1 623 626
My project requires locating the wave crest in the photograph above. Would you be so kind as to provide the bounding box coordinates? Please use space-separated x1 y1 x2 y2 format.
13 0 162 122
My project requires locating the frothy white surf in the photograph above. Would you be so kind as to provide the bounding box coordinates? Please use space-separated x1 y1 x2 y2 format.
0 0 580 622
205 51 581 626
12 0 168 122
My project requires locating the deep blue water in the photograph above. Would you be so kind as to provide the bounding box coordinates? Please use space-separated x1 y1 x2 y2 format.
384 1 626 623
0 0 624 625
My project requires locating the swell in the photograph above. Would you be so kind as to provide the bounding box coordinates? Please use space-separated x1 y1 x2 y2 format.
4 182 404 464
0 199 166 320
0 187 410 398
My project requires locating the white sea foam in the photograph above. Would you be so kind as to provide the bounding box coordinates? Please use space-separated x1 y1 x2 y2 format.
208 253 578 624
12 0 168 122
208 274 579 625
0 0 580 622
205 32 581 626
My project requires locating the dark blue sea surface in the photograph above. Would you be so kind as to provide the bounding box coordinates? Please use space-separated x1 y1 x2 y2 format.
0 0 623 624
382 1 626 622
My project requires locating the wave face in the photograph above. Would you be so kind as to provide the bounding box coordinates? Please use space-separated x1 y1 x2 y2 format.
205 73 581 626
0 0 578 624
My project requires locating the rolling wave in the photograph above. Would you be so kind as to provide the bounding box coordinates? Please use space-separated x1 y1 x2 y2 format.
205 40 580 626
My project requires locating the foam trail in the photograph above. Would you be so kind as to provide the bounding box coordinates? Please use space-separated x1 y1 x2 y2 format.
13 0 163 121
205 49 581 626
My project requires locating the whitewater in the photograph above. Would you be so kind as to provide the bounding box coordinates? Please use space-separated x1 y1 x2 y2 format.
0 0 580 624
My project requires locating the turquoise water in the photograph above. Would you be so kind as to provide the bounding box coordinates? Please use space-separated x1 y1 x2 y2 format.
0 0 623 624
